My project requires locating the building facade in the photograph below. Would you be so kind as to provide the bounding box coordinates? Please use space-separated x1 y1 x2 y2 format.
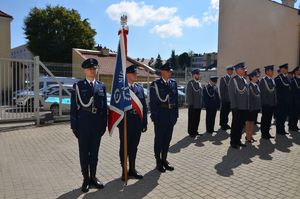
218 0 300 76
191 53 217 69
0 11 13 92
11 44 33 60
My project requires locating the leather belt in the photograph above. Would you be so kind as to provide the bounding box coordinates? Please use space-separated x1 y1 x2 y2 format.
159 104 175 109
80 106 98 114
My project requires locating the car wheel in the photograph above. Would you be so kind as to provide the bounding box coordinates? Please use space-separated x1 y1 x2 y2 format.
50 104 59 116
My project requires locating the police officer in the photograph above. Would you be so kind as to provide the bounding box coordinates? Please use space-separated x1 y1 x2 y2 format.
150 62 178 172
275 63 292 135
70 58 107 193
254 68 261 125
288 66 300 131
259 65 276 139
219 65 234 130
228 62 249 149
245 70 261 142
203 76 220 134
186 69 203 137
118 65 147 180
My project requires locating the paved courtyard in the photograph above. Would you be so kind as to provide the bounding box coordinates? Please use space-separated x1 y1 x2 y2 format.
0 109 300 199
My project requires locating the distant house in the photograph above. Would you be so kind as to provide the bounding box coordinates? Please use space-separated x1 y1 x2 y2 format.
11 44 33 60
72 48 157 91
191 53 218 69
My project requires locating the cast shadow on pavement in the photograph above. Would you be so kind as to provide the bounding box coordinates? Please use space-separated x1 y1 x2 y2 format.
215 132 295 177
83 169 160 199
289 130 300 145
168 135 199 153
208 129 230 145
214 145 259 177
169 130 230 154
57 169 160 199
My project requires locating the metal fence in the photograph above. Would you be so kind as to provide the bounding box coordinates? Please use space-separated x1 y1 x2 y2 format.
0 58 36 123
0 57 71 125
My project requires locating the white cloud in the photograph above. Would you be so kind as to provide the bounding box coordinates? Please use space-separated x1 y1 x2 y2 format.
106 0 219 39
106 1 177 26
202 0 219 24
184 17 201 27
150 16 200 38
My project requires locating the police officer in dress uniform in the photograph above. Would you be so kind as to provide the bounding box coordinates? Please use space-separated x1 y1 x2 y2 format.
219 65 234 130
186 69 203 138
118 65 147 181
203 76 220 134
70 58 107 193
254 68 261 125
228 62 249 149
245 70 261 142
150 62 178 172
259 65 276 140
288 66 300 131
275 63 292 135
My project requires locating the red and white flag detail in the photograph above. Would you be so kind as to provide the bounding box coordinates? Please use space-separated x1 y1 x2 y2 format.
129 89 143 123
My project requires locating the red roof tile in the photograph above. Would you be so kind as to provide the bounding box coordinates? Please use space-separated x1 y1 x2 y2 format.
0 11 13 19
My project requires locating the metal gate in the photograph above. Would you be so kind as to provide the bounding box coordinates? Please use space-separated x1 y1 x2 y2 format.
0 56 70 125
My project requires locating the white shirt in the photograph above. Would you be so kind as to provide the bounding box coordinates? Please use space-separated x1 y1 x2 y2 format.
162 77 169 84
86 78 96 86
265 75 275 85
238 75 248 84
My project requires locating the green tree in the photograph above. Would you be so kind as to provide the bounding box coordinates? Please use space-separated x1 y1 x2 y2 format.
154 54 163 69
24 6 96 62
178 52 191 70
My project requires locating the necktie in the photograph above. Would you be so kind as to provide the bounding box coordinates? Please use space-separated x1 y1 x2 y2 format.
90 82 93 88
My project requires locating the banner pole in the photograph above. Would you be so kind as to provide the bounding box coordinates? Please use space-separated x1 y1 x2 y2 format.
123 111 128 185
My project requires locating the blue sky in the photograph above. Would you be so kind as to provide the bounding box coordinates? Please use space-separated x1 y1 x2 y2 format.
1 0 299 60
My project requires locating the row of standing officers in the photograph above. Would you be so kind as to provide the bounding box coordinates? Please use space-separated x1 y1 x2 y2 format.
186 62 300 149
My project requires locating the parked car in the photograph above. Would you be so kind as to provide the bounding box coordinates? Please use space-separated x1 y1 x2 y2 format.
13 76 79 103
42 86 73 116
43 89 112 116
177 85 186 93
177 90 186 107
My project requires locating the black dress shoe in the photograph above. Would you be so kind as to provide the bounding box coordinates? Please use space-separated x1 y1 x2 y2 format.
245 138 254 143
90 177 104 189
268 135 275 139
221 125 231 130
162 161 174 171
230 145 239 149
156 159 166 173
277 131 289 135
289 128 299 131
261 135 270 140
81 179 90 193
239 143 246 147
128 169 143 179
